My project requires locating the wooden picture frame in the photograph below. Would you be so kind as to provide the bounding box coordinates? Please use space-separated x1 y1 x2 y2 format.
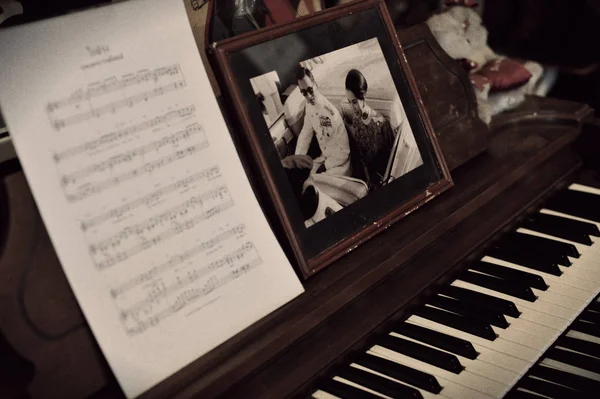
210 0 453 278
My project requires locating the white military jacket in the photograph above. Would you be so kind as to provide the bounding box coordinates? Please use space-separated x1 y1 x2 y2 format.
295 92 351 176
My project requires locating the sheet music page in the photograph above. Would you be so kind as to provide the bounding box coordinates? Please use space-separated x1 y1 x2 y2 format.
0 0 304 397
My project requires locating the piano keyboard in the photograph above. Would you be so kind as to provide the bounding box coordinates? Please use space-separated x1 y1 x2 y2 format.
312 182 600 399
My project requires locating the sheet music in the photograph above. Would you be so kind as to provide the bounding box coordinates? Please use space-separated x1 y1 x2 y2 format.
0 0 304 397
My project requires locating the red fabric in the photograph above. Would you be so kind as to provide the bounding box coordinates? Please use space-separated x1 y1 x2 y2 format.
469 74 490 92
477 59 533 92
263 0 297 25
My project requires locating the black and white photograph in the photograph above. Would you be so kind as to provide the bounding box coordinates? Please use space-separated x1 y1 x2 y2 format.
250 38 424 227
213 0 452 276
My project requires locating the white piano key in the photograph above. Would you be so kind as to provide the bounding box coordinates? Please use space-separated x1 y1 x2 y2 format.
540 208 600 230
564 265 600 284
516 229 600 269
368 347 498 399
541 358 600 382
532 287 586 310
521 295 576 321
451 280 571 330
567 329 600 345
466 268 593 303
568 253 600 268
514 387 552 398
546 283 591 304
332 376 391 398
482 255 597 293
520 241 599 267
312 390 341 399
516 227 596 255
407 316 534 368
481 255 596 298
554 345 600 359
470 345 529 377
350 363 454 399
504 316 558 341
568 183 600 196
390 332 520 386
492 325 546 351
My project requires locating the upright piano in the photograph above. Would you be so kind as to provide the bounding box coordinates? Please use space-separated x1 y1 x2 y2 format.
2 4 600 399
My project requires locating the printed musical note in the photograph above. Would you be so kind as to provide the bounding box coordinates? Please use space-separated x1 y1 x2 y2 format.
80 165 220 231
116 243 263 335
61 123 203 187
110 224 246 298
64 141 209 202
90 186 234 270
47 65 186 131
53 106 196 163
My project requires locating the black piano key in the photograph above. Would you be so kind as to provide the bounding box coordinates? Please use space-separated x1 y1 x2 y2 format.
471 261 548 290
518 375 581 399
528 364 600 393
574 175 600 190
546 348 600 374
486 246 563 276
337 366 424 399
504 389 546 399
522 212 597 245
588 301 600 314
353 353 442 394
580 310 600 325
414 306 497 341
392 322 478 360
572 320 600 338
506 231 580 259
488 240 563 266
545 189 600 223
496 232 577 264
318 378 381 399
440 285 520 317
428 294 509 328
556 336 600 359
457 270 537 302
378 335 463 374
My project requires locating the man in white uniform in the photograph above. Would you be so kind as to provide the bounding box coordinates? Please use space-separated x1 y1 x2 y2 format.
294 67 351 177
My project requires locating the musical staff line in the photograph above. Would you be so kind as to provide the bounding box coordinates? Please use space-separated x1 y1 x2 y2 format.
47 65 186 131
91 185 230 253
48 65 181 110
93 195 234 270
121 243 263 336
61 123 203 187
53 105 196 163
120 242 256 315
65 141 208 203
110 224 246 298
81 165 221 231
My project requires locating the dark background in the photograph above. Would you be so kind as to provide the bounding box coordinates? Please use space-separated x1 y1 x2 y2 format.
5 1 600 112
225 7 444 262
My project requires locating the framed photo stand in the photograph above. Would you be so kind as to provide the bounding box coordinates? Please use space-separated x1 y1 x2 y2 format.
211 0 453 278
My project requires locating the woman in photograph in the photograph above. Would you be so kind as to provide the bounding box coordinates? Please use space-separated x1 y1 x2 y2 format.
345 68 395 190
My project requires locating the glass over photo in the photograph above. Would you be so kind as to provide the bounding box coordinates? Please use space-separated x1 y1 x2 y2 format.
249 37 424 228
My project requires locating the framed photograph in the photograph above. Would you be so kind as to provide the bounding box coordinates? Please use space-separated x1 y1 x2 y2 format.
211 0 453 278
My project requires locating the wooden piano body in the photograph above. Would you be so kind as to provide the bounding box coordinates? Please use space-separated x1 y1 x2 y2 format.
0 9 599 399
